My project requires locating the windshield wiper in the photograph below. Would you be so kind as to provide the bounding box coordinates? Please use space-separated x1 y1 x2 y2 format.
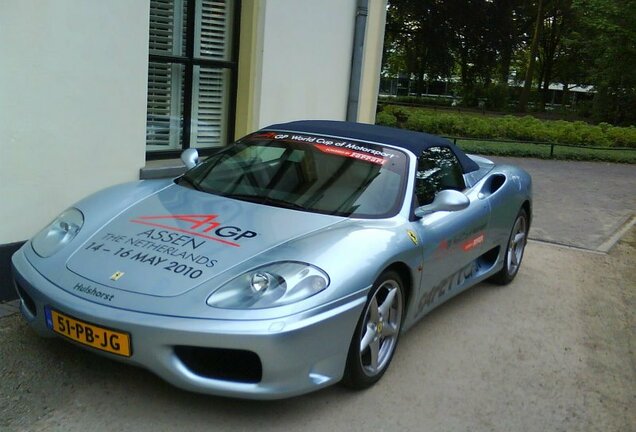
221 193 266 204
222 193 307 211
177 175 202 191
263 197 308 211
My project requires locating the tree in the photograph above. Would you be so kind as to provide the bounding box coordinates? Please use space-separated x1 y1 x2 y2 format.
572 0 636 125
384 0 455 95
551 16 592 108
492 0 529 84
518 0 544 112
382 0 635 124
383 0 528 102
537 0 573 110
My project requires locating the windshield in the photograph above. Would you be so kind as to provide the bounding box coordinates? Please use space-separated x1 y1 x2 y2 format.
178 131 408 218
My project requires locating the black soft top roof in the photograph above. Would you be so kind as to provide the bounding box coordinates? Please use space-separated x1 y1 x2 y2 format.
262 120 479 173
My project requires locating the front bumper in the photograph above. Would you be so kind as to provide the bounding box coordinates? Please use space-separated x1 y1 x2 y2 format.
11 248 366 399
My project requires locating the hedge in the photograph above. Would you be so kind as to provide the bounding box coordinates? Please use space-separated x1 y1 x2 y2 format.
455 139 636 164
377 105 636 148
377 95 455 108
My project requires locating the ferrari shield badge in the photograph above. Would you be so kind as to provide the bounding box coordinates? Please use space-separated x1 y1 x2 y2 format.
407 230 418 245
110 271 125 281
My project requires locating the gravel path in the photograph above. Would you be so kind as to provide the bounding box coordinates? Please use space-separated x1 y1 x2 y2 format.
489 157 636 251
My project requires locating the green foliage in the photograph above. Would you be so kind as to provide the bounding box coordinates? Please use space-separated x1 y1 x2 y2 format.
456 84 511 111
375 111 398 127
378 105 636 148
457 85 483 108
484 84 510 111
571 0 636 125
380 104 411 123
606 126 636 148
378 95 455 108
385 1 456 86
576 100 593 119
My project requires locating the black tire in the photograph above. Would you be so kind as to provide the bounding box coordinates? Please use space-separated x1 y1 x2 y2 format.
342 270 405 389
490 208 529 285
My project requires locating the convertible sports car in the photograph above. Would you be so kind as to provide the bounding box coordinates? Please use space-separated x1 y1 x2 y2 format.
12 120 531 399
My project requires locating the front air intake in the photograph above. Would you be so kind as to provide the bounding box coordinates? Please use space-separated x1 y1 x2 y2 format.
14 279 37 317
175 346 262 383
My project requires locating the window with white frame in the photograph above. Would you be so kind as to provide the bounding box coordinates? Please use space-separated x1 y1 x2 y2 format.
146 0 238 157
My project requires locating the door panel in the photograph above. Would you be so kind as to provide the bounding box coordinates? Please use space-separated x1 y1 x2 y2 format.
411 146 491 319
414 194 490 318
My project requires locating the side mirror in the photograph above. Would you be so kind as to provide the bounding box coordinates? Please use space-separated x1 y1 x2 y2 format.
414 189 470 218
180 148 199 170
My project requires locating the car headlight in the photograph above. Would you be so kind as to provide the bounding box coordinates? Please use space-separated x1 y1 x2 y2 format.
207 262 329 309
31 208 84 257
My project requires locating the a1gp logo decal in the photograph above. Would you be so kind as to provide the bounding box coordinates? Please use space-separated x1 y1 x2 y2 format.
130 214 258 247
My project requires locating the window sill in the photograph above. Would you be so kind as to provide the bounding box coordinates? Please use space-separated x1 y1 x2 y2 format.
140 158 186 180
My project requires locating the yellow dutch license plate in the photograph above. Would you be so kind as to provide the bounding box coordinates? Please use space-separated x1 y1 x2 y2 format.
46 307 132 357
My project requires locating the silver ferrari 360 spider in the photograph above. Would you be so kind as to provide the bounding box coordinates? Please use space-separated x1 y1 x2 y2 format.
12 120 531 399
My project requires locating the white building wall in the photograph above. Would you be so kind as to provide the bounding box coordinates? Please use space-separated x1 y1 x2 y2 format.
0 1 150 243
256 0 357 127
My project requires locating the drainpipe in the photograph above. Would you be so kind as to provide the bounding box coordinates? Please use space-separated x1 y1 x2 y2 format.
346 0 368 122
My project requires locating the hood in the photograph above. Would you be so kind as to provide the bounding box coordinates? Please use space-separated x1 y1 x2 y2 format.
66 184 343 297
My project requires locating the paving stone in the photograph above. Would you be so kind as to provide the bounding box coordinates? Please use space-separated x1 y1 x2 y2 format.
0 300 19 318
